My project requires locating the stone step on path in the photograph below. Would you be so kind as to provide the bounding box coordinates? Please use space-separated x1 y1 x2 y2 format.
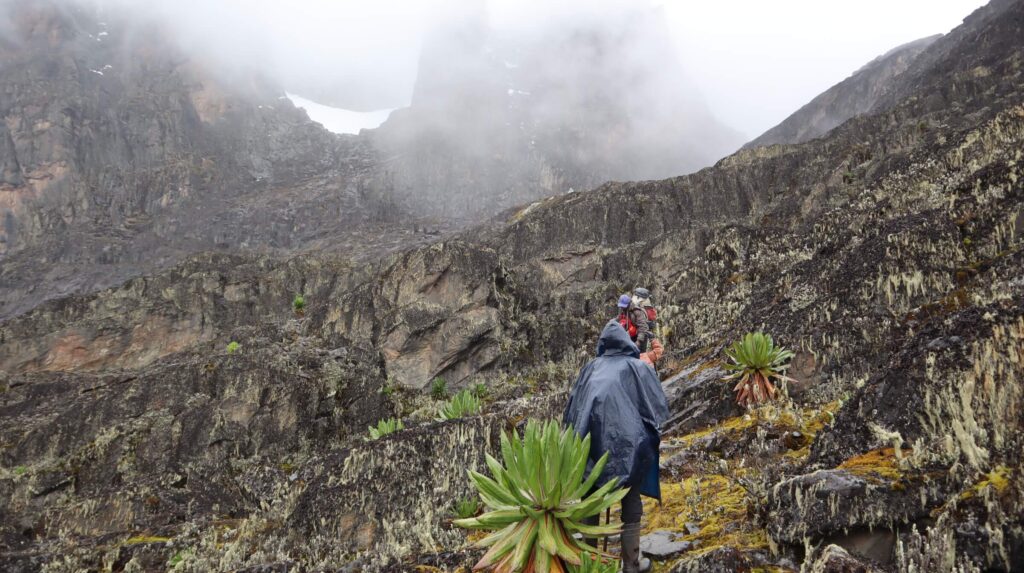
640 530 693 561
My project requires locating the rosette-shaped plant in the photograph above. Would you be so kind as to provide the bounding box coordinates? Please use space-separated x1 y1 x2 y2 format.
723 331 795 407
438 389 483 421
455 420 627 572
367 418 404 440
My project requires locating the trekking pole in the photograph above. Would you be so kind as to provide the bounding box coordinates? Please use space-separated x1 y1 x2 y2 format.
603 507 610 552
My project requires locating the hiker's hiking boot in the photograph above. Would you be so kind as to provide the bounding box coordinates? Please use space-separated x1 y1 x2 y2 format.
620 522 651 573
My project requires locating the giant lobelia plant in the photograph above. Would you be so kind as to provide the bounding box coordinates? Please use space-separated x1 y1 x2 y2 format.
454 419 627 573
722 331 795 408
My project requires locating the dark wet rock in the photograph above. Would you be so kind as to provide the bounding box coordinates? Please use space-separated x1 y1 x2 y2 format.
660 362 739 436
666 546 756 573
807 544 884 573
27 469 73 498
768 468 946 545
0 554 48 573
823 529 897 566
640 530 692 560
659 449 714 479
109 543 174 573
234 563 296 573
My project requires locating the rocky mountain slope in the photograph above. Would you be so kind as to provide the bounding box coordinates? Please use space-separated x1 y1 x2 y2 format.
745 34 940 148
0 1 743 321
1 0 1023 572
0 0 422 320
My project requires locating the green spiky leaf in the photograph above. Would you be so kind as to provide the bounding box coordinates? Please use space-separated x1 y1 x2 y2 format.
437 389 483 421
456 420 626 572
367 417 404 440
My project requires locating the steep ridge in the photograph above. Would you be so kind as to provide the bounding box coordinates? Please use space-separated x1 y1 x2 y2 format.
745 35 940 148
1 0 1023 571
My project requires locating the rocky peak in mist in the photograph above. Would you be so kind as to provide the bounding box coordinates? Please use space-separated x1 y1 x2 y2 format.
369 6 745 219
745 34 941 149
0 0 749 318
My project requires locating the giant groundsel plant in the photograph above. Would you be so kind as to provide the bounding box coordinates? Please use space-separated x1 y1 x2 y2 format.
454 420 626 572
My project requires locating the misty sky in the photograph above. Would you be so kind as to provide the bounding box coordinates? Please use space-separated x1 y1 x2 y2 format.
117 0 987 139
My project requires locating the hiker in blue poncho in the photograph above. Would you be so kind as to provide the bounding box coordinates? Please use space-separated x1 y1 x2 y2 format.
563 319 669 573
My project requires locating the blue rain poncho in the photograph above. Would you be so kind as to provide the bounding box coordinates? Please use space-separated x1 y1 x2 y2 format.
563 320 669 499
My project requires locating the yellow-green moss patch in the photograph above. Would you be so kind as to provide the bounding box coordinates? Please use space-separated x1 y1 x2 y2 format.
124 535 172 545
959 465 1013 501
837 447 903 483
674 414 759 446
643 475 767 557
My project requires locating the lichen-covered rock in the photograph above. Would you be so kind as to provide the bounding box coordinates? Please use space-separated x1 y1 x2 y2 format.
807 544 884 573
287 394 564 566
666 546 759 573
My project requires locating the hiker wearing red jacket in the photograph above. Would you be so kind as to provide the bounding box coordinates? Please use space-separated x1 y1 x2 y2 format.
616 294 650 351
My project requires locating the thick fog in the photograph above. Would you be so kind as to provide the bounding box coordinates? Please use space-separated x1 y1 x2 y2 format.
661 0 988 138
48 0 987 139
1 0 988 139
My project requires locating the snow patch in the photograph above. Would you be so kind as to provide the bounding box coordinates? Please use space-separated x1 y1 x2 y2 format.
285 93 393 135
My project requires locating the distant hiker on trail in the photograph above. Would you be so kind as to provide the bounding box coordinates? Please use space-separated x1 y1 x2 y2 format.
563 320 669 573
633 287 662 365
617 293 650 352
632 287 657 332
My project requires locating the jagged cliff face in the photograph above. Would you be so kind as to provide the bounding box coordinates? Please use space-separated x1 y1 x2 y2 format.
0 1 744 320
0 0 350 253
367 6 744 219
1 1 1023 572
0 1 417 319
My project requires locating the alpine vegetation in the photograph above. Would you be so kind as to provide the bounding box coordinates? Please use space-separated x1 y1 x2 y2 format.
454 420 627 572
722 332 795 408
367 418 404 440
453 497 482 520
574 552 618 573
431 376 448 400
437 389 483 421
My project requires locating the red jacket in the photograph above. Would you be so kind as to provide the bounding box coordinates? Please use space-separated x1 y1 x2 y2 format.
618 305 650 347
